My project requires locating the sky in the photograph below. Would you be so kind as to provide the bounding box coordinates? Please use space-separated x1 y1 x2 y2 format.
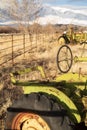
43 0 87 7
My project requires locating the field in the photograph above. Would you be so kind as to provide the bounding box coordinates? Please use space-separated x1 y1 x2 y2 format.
0 32 87 129
0 32 87 79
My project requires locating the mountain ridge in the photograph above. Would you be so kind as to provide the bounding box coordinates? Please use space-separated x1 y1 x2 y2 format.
0 4 87 26
36 5 87 26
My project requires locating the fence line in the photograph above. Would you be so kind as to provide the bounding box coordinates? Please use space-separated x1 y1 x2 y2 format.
0 33 56 68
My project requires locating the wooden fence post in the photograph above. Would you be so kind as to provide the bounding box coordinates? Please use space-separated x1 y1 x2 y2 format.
23 34 25 58
36 33 37 52
12 34 14 66
29 33 32 49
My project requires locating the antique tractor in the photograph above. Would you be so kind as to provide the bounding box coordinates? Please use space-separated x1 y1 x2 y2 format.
3 65 87 130
57 27 87 73
58 27 87 45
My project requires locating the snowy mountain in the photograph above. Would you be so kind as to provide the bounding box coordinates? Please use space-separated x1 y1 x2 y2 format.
36 5 87 26
0 4 87 26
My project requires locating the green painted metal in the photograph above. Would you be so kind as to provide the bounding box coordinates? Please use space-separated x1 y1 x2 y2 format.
56 72 87 84
36 66 46 78
10 73 16 84
74 56 87 62
73 32 87 43
56 72 87 123
10 67 87 124
10 74 81 123
11 66 46 78
55 72 87 95
66 28 87 43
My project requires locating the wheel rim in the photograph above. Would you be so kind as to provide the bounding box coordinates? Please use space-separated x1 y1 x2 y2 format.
57 45 73 73
12 113 50 130
58 37 65 45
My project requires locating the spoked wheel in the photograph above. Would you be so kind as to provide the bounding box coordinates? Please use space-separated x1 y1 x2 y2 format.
5 93 75 130
57 45 73 73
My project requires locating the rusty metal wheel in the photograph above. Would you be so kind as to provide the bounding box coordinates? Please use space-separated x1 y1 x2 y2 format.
12 113 50 130
5 93 75 130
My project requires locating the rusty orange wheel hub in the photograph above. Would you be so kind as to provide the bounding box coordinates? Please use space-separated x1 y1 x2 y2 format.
12 113 50 130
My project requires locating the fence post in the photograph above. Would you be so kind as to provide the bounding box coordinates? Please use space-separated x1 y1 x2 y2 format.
23 34 25 58
29 33 32 49
12 34 14 66
36 33 37 52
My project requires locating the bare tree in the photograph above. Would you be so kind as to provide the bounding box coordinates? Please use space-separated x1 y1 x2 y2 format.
0 0 42 32
19 0 42 32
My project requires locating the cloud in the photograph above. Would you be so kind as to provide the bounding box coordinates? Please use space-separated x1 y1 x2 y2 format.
42 0 87 7
43 0 58 1
69 0 87 2
43 0 87 2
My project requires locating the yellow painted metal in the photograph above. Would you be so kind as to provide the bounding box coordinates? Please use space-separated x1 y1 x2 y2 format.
56 72 87 83
66 27 87 43
56 72 87 90
36 66 46 78
10 68 86 123
55 73 87 122
11 66 46 79
23 86 81 123
74 56 87 62
58 36 66 45
82 96 87 126
10 73 16 84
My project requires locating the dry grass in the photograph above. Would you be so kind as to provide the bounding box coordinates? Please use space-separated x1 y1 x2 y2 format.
0 32 87 79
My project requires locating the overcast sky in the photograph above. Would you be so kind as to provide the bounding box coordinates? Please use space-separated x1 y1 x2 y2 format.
0 0 87 9
42 0 87 6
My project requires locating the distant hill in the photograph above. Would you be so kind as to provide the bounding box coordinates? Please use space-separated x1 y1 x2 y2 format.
36 5 87 26
0 4 87 27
